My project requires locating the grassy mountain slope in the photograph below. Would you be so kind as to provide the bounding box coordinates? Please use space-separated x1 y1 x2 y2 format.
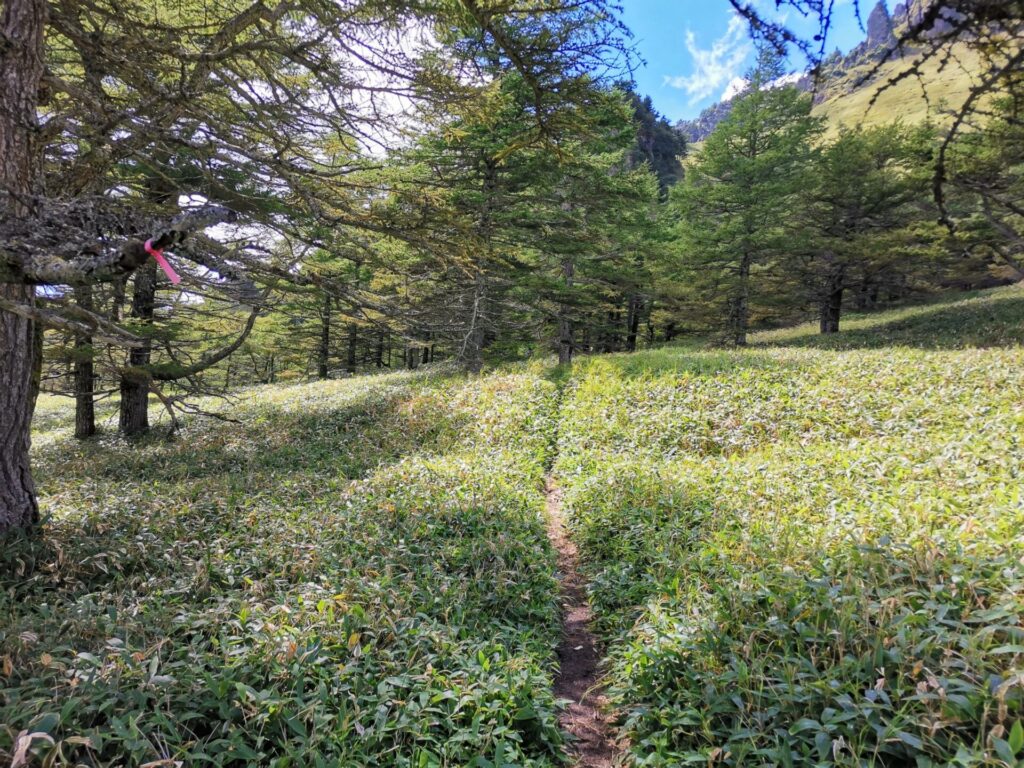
557 283 1024 765
5 284 1023 766
679 40 984 143
814 42 983 135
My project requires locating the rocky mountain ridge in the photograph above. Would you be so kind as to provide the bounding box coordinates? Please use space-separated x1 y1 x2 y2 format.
675 0 952 143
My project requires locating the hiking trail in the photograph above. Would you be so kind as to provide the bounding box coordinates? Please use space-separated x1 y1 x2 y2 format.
544 477 619 767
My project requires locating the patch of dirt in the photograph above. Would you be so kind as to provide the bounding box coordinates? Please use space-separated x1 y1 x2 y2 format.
544 477 620 768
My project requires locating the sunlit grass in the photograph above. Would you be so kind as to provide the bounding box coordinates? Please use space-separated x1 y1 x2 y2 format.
4 367 564 766
557 286 1024 766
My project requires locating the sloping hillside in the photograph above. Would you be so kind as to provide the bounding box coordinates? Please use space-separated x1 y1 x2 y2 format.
4 285 1023 766
557 283 1024 765
677 1 982 141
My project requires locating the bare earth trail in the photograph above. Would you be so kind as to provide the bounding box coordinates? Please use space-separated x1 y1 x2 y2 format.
544 477 620 767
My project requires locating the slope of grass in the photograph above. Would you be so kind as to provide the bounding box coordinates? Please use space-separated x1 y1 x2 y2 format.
556 288 1024 766
3 366 565 766
8 286 1024 767
752 283 1024 350
814 42 983 136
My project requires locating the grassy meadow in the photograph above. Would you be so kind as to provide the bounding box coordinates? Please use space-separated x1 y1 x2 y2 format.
5 368 565 766
813 42 983 136
3 284 1024 766
557 284 1024 766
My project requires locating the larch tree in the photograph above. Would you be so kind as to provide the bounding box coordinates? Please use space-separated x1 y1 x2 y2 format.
798 122 938 333
670 50 822 345
0 0 633 533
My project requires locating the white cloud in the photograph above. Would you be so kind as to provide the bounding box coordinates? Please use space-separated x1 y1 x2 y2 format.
721 71 804 102
721 76 748 101
663 14 753 105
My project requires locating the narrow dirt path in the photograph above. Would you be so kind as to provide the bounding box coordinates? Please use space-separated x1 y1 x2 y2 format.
545 477 619 768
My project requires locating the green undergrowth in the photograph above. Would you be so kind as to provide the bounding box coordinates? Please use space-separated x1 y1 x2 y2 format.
557 288 1024 766
8 286 1024 767
4 365 564 766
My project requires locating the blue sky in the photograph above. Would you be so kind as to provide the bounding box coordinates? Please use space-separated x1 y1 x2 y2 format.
620 0 872 123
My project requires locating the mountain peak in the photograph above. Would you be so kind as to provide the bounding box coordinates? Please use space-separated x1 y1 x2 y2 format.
866 1 897 49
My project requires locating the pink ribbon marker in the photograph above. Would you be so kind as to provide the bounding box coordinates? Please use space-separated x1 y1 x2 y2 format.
144 239 181 285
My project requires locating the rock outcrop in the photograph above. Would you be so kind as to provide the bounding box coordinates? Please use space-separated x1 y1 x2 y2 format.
866 1 898 49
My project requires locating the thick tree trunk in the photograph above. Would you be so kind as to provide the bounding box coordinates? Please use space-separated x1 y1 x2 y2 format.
819 288 843 334
0 285 40 530
0 0 48 532
73 285 96 439
119 260 156 436
347 322 358 374
317 292 331 379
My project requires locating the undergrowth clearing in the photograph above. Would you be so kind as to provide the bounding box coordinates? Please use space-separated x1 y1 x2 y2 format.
4 285 1024 767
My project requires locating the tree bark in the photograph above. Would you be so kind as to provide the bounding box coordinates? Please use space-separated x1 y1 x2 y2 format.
0 285 40 530
0 0 48 532
73 285 96 438
119 260 156 436
819 289 843 334
819 264 845 334
317 291 331 379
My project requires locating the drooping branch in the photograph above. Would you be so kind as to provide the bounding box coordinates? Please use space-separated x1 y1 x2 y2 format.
151 302 262 381
0 293 145 347
0 204 237 286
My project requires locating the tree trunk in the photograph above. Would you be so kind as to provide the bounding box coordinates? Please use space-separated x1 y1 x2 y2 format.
625 294 641 352
730 254 751 346
375 332 385 368
0 286 41 530
819 264 845 334
317 292 331 379
73 285 96 439
119 260 156 436
557 258 575 365
346 322 358 374
0 0 48 532
465 274 486 374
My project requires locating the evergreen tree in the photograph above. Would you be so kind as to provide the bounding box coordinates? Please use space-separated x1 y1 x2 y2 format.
669 51 822 345
796 122 940 333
